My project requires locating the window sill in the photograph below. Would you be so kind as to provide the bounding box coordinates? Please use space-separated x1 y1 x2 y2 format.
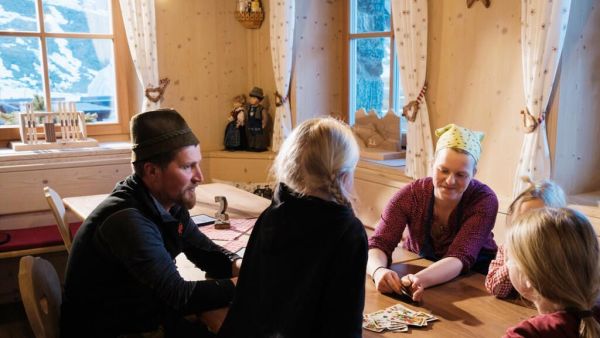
0 142 131 171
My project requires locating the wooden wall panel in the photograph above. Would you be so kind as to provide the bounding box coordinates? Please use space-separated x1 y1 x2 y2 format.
353 163 412 228
0 143 131 229
201 151 275 184
427 0 524 198
0 161 130 216
294 0 345 123
156 1 254 151
354 178 403 228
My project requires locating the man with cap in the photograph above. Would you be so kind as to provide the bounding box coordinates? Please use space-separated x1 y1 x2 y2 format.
60 109 241 338
366 123 499 302
245 86 268 151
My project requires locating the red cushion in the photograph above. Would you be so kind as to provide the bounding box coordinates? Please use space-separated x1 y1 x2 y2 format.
0 222 82 252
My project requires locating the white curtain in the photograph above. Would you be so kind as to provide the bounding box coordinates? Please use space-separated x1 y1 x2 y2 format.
391 0 434 179
119 0 160 111
513 0 571 196
269 0 295 152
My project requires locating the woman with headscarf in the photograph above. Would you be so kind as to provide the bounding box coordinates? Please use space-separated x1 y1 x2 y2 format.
367 124 499 302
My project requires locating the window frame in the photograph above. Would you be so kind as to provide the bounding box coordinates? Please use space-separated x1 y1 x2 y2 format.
0 0 130 143
346 0 400 125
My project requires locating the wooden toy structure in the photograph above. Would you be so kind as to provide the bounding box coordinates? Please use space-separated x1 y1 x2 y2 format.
352 108 406 160
11 103 98 151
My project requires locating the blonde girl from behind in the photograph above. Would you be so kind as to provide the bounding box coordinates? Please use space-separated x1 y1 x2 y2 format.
218 117 368 337
504 208 600 338
271 117 360 208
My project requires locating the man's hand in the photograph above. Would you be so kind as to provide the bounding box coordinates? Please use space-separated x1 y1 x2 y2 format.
401 274 425 302
373 268 403 295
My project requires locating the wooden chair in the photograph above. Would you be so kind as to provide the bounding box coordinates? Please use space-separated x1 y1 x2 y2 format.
18 255 62 338
43 187 72 253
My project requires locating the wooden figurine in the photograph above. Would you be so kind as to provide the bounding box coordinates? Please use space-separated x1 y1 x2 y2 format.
224 95 247 150
245 87 268 152
214 196 231 229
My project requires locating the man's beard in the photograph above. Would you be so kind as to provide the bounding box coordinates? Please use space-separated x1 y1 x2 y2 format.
180 187 197 209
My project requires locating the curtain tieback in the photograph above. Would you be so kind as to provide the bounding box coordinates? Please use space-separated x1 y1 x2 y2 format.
275 91 289 107
520 107 544 133
402 83 428 123
145 78 171 103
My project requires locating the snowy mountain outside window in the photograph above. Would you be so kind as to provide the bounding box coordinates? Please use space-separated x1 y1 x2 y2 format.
0 0 118 126
348 0 405 130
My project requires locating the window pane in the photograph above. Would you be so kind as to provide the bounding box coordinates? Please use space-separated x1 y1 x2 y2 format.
350 37 391 119
0 37 44 126
47 38 116 123
0 0 38 32
43 0 111 34
350 0 390 34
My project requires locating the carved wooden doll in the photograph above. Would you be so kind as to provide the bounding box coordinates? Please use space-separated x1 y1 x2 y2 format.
224 95 247 150
245 87 268 151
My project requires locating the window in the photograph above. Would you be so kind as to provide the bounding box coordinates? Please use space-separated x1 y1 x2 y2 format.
0 0 128 140
348 0 405 128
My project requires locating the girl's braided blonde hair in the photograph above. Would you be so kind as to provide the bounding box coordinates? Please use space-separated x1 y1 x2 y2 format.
271 117 359 208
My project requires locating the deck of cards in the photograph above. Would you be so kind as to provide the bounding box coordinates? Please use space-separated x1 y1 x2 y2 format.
363 303 438 333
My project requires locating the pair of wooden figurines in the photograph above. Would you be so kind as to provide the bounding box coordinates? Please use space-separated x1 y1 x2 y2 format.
224 87 268 152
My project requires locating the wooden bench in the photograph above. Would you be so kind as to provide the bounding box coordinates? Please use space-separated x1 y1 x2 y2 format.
0 223 81 259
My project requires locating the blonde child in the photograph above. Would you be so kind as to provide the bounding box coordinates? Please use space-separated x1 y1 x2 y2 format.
504 208 600 337
218 117 367 338
485 177 566 298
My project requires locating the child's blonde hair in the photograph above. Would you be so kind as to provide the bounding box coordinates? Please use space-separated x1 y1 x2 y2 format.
271 117 359 207
508 177 567 216
507 208 600 338
233 94 246 106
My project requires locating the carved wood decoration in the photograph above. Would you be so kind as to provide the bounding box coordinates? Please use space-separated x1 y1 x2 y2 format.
401 83 428 123
145 78 171 103
520 108 543 133
274 91 288 107
467 0 490 8
214 196 231 229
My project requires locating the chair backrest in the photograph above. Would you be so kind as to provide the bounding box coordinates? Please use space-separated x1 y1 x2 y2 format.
18 255 62 338
43 187 72 253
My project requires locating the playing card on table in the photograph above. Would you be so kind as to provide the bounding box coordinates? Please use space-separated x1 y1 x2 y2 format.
362 317 385 333
364 303 438 333
397 305 437 323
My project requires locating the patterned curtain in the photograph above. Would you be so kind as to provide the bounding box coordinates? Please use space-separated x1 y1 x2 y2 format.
513 0 571 196
269 0 295 152
391 0 434 178
119 0 160 111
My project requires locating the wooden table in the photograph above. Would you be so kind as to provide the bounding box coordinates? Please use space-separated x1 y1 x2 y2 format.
63 182 271 221
363 257 536 337
65 187 535 336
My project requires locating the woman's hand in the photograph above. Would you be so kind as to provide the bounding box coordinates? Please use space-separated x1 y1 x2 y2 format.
373 268 403 295
401 274 425 302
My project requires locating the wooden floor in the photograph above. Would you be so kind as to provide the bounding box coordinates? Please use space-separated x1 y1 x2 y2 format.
0 301 34 338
